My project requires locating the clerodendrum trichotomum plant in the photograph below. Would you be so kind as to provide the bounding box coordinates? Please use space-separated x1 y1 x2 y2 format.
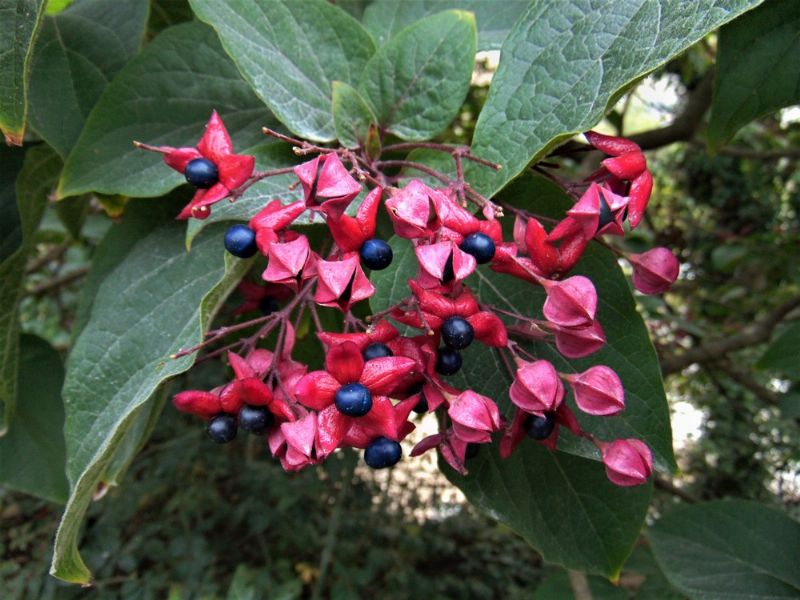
10 0 795 592
137 115 669 483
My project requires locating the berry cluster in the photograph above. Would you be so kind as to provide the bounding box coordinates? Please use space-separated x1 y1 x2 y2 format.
137 113 677 486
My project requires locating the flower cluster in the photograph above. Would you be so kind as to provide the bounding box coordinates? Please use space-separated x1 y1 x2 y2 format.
138 113 676 486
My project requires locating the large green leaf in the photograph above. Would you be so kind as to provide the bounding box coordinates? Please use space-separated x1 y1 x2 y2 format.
359 10 476 141
0 0 46 144
708 0 800 150
369 174 671 574
448 444 652 577
71 197 184 340
0 146 25 266
0 334 68 503
51 206 250 584
756 321 800 378
184 143 304 248
649 500 800 600
362 0 528 50
27 0 149 158
57 21 273 200
467 0 764 197
190 0 376 143
332 80 378 149
0 144 60 435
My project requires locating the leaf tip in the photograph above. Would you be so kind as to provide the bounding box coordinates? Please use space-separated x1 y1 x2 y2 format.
3 130 24 146
49 561 93 586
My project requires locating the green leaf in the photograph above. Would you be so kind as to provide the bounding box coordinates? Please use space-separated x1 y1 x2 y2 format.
147 0 193 37
54 195 90 239
363 0 528 50
756 321 800 377
708 0 800 149
0 144 60 435
648 500 800 600
50 207 250 584
57 21 273 200
778 391 800 419
190 0 376 143
332 81 378 149
359 10 476 141
624 544 689 600
448 444 652 577
467 0 764 198
71 197 183 345
27 0 150 158
184 143 304 248
0 0 46 144
0 334 68 503
0 146 25 263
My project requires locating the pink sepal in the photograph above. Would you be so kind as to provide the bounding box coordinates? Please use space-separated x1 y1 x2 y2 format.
509 360 564 414
542 276 597 329
314 253 375 311
553 320 606 358
599 438 653 487
566 366 625 416
629 247 679 295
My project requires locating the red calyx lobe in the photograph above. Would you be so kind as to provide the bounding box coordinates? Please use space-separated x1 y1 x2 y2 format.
156 111 254 220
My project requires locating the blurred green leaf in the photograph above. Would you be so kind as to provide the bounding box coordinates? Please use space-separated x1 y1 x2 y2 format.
756 321 800 377
708 0 800 149
710 243 747 272
54 196 90 240
649 500 800 600
0 145 60 435
0 334 68 503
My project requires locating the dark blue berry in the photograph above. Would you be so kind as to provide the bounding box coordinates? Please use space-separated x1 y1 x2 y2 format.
364 436 402 469
334 383 372 417
259 296 279 315
435 347 462 376
525 413 556 440
459 232 495 264
185 157 219 188
441 316 474 350
362 342 393 361
359 239 393 270
224 224 258 258
238 405 274 435
207 413 237 444
465 443 480 460
597 190 614 232
442 254 455 283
